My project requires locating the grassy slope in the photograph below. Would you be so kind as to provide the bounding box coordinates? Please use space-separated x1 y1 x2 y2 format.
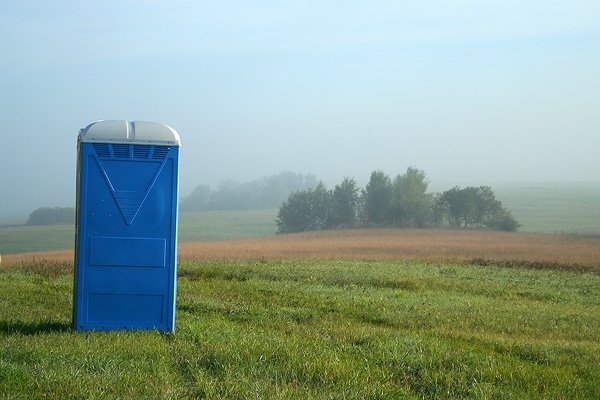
178 209 277 242
495 183 600 234
0 224 75 254
1 260 599 399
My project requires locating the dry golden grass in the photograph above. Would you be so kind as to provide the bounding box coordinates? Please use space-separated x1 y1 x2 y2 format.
2 249 74 267
4 229 599 273
179 229 600 271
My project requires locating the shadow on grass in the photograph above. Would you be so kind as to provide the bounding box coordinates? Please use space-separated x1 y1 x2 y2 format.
0 320 71 335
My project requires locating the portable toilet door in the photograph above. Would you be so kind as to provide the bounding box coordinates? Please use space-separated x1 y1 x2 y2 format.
73 120 181 332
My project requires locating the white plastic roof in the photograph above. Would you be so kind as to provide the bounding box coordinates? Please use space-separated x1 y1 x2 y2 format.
79 120 181 146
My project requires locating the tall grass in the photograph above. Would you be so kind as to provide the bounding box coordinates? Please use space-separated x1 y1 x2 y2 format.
178 229 600 272
5 229 600 274
1 258 599 399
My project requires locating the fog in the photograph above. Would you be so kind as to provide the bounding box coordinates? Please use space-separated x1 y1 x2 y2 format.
1 1 599 217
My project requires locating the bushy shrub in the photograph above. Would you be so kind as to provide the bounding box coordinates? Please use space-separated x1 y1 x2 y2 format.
485 209 521 232
276 183 331 233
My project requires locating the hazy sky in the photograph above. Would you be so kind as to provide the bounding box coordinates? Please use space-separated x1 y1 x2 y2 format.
1 1 599 217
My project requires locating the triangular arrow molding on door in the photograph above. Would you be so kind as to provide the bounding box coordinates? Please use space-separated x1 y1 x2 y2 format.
93 157 168 225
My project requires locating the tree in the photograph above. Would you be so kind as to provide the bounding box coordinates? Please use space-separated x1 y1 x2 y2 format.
329 177 360 228
179 184 211 211
259 171 319 208
364 170 392 226
472 186 502 226
276 182 331 233
179 172 319 211
355 191 368 226
430 192 445 226
210 180 243 209
389 167 432 228
485 209 520 231
276 170 520 233
438 187 477 228
26 207 75 226
437 186 519 231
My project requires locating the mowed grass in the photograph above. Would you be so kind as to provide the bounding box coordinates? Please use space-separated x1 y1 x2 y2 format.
1 259 599 399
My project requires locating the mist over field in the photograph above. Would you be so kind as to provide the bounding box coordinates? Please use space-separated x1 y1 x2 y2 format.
1 1 599 218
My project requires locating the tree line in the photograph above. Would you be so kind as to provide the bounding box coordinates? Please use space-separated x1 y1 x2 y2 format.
180 171 318 211
26 207 75 226
276 167 520 233
25 171 317 225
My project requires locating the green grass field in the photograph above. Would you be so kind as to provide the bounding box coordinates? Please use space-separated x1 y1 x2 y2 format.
1 260 599 398
495 183 600 234
178 209 277 242
0 224 76 255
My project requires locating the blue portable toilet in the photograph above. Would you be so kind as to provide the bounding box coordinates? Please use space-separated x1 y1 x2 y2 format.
73 120 181 332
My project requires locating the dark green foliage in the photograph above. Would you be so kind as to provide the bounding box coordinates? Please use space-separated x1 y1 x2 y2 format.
180 171 318 211
437 186 519 231
437 186 477 227
389 167 432 228
473 186 503 226
276 182 331 233
486 209 521 231
364 170 392 226
277 168 520 233
26 207 75 226
329 178 360 228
